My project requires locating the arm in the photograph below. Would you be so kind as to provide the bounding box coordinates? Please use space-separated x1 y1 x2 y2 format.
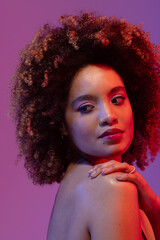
85 174 143 240
88 161 160 240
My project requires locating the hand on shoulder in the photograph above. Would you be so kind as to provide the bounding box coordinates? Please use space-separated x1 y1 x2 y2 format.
87 160 160 240
77 170 142 240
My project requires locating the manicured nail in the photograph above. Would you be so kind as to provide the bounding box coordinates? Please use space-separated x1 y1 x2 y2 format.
88 169 93 174
116 175 123 180
101 168 109 174
90 170 97 178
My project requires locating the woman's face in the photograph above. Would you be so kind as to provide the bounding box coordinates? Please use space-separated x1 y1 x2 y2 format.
65 64 134 163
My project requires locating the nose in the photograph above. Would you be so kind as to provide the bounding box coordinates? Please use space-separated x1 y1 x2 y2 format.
98 102 118 126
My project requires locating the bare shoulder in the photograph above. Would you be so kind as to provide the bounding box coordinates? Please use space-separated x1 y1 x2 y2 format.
48 163 143 240
84 171 138 196
78 172 142 240
78 171 138 207
47 163 92 240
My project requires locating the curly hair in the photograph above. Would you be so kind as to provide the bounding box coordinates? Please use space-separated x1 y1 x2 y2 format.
10 12 160 185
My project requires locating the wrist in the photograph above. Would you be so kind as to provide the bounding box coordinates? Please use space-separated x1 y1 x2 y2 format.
142 192 159 218
146 195 160 224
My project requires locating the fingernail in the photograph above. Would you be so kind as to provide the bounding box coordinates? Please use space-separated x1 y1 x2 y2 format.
116 175 123 180
101 168 109 174
90 170 97 178
88 169 93 174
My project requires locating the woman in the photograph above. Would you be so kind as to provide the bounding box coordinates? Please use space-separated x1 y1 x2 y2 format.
10 12 160 239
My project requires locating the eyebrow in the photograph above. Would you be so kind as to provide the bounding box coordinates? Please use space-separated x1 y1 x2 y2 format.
71 86 125 107
109 86 125 94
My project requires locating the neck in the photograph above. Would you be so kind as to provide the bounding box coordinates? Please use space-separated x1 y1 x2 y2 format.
81 155 122 166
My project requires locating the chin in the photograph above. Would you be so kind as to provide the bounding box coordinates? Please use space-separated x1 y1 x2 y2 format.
84 145 130 162
81 150 121 162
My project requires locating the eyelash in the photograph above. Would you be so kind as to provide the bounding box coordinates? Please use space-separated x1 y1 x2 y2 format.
111 95 125 105
78 104 94 113
77 96 125 113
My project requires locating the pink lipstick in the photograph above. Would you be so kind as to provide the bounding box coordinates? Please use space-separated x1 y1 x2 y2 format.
98 128 124 144
99 128 124 138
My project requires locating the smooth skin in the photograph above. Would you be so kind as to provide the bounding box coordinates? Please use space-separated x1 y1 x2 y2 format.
47 64 158 239
88 160 160 239
47 161 144 240
65 64 134 163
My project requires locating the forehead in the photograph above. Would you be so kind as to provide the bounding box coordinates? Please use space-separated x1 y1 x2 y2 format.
69 64 125 98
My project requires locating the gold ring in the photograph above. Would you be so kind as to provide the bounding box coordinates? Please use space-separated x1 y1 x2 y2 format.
129 166 136 174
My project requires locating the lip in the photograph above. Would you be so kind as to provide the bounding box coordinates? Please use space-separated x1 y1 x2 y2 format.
98 128 124 138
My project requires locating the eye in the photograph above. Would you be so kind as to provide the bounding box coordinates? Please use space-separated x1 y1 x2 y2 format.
111 96 125 105
78 104 94 113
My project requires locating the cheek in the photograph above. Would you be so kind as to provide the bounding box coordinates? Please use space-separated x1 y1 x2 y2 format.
70 118 93 141
66 114 97 151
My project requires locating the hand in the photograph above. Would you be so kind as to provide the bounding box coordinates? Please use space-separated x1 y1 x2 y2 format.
88 160 160 221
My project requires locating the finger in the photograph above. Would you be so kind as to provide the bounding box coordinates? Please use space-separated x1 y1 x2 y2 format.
116 173 137 181
88 164 102 175
101 162 134 175
128 166 136 174
88 160 118 173
88 160 117 178
116 171 146 190
89 166 103 178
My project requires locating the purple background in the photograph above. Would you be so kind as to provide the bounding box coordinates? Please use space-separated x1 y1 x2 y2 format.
1 0 160 239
